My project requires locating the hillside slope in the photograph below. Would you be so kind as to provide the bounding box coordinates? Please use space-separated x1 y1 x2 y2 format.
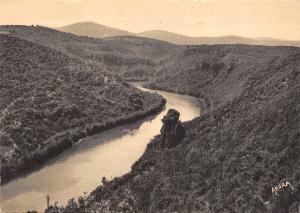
47 44 300 212
0 25 177 80
0 35 165 184
147 45 300 110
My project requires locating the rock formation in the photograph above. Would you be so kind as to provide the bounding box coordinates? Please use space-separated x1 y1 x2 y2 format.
160 109 185 148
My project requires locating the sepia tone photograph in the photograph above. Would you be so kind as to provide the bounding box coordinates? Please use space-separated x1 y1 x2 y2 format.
0 0 299 212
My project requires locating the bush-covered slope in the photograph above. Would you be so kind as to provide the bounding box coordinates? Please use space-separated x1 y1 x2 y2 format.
137 50 300 212
0 35 165 184
148 45 300 110
0 25 178 81
47 45 300 212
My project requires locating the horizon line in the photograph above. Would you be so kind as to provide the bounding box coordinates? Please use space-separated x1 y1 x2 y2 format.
1 21 300 42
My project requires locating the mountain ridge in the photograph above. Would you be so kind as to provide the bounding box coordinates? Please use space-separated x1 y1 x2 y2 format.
55 21 300 47
0 25 178 81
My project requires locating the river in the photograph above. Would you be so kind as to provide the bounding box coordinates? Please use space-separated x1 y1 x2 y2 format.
0 85 200 212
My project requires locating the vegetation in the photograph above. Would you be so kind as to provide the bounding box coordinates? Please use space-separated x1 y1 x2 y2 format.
0 35 165 184
1 25 299 212
0 25 177 81
46 44 299 212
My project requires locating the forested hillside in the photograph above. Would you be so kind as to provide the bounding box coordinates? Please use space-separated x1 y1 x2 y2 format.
1 24 299 212
0 25 177 81
147 45 300 110
0 35 165 184
47 44 300 212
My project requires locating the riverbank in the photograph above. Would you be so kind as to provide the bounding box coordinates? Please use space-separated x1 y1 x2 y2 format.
1 86 201 212
143 82 210 114
45 45 300 213
1 95 165 185
0 35 167 186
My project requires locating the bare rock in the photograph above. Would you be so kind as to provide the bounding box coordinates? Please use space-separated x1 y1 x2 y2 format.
160 109 185 148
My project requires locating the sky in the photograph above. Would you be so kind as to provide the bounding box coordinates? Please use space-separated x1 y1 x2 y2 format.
0 0 300 40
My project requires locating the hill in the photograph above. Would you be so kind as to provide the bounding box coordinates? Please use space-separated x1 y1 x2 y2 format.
2 24 299 212
139 30 300 47
0 25 175 60
47 44 300 212
55 21 300 47
0 34 165 184
0 25 177 81
137 30 197 45
147 44 300 110
138 30 254 45
57 21 133 38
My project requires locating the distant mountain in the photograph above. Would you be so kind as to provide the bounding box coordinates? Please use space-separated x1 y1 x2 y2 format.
57 22 300 47
57 21 133 38
137 30 195 45
137 30 255 45
138 30 300 47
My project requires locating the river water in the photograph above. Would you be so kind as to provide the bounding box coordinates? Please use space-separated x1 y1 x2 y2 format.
0 85 200 212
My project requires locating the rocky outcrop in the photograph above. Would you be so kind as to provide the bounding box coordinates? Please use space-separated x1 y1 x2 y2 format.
160 109 185 148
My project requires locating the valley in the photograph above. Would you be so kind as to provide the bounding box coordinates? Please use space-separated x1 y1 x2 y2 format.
0 24 299 213
0 34 165 184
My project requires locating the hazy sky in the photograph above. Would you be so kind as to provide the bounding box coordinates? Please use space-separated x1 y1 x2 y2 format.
1 0 300 40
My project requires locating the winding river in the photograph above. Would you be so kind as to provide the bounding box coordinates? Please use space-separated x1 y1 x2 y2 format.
0 85 200 212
